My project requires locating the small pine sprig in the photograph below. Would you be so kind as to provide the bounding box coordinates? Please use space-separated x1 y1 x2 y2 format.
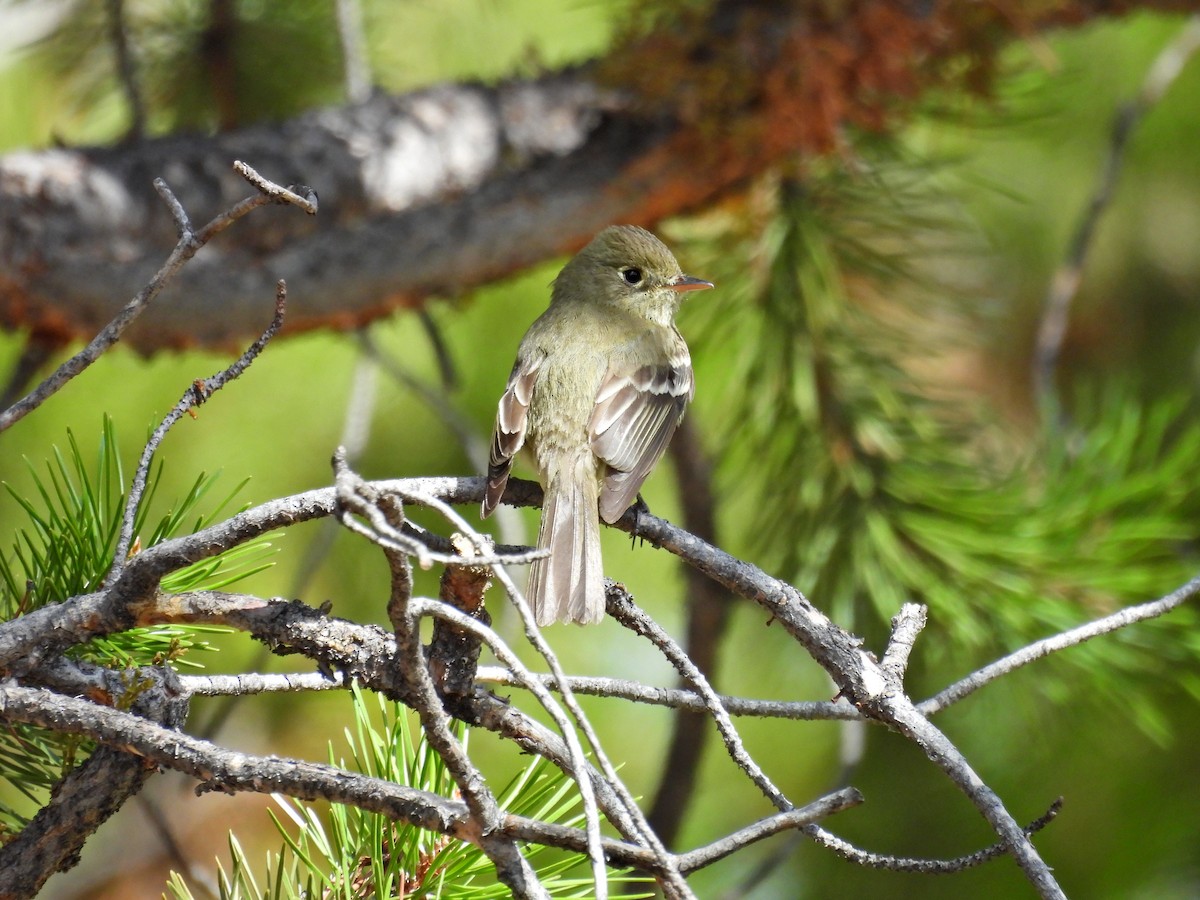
0 417 276 835
167 683 652 899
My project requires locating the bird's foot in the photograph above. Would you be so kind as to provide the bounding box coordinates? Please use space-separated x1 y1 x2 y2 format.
628 494 651 549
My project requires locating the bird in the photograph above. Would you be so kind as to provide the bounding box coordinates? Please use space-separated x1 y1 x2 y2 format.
481 225 713 625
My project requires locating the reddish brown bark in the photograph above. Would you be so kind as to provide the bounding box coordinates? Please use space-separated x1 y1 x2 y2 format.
0 0 1194 352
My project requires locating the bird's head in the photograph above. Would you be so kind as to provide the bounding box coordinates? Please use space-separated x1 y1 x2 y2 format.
552 225 713 326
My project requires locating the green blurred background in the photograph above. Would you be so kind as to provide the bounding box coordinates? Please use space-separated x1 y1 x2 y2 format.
1 2 1199 897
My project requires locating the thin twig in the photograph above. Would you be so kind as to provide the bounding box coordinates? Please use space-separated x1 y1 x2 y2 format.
189 349 370 734
0 683 472 831
381 531 547 898
105 0 146 139
676 789 863 872
189 341 373 738
1033 14 1200 421
393 485 690 897
607 584 792 812
473 666 855 720
418 308 459 391
806 797 1064 873
0 179 195 434
180 671 346 696
920 575 1200 716
445 687 642 846
0 589 664 849
501 788 859 874
230 161 319 214
155 177 192 234
105 281 287 586
0 680 861 879
880 603 927 681
651 416 733 843
0 162 313 435
334 468 545 569
885 701 1065 898
603 489 1068 898
355 470 549 899
9 474 1193 710
372 475 610 896
407 598 608 897
359 324 536 596
334 0 371 103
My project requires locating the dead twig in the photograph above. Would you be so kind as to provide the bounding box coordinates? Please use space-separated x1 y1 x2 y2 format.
0 162 315 435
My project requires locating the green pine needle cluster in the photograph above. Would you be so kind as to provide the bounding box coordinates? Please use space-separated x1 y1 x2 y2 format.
0 417 276 838
166 683 652 899
685 158 1200 719
0 723 88 846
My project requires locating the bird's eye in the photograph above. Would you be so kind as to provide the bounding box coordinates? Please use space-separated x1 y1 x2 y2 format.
622 267 643 285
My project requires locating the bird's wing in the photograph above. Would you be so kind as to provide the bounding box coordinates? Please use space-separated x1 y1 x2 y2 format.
589 359 694 524
482 352 543 518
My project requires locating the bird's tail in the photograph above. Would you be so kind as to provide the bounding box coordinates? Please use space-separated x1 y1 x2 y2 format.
527 471 605 625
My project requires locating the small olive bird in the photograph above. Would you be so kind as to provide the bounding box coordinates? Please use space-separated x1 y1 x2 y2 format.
481 225 713 625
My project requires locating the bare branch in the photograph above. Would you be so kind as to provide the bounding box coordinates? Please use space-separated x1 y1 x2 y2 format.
0 683 472 834
7 475 1192 720
0 682 863 883
392 592 545 895
372 488 486 790
6 471 1194 897
444 688 641 844
195 337 385 739
404 594 613 896
179 671 346 696
880 603 927 681
230 161 319 215
676 789 863 873
387 485 660 894
334 0 371 104
878 703 1065 898
0 664 186 897
106 280 288 585
920 576 1200 717
599 493 1067 898
346 475 555 898
154 177 192 235
104 0 146 139
606 584 792 812
333 468 543 570
652 417 734 843
807 797 1064 873
362 315 529 555
1034 14 1200 419
0 163 312 434
473 666 856 720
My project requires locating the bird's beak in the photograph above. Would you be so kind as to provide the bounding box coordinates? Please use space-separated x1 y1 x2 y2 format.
667 274 714 293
